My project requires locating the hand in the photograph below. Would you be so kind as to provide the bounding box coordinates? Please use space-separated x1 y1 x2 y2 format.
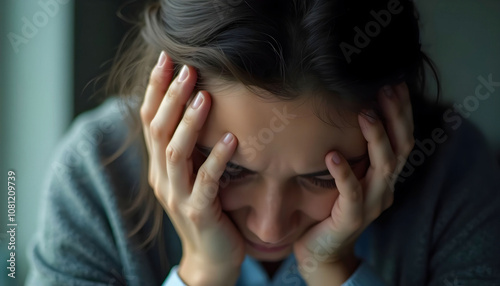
140 51 245 286
293 83 414 285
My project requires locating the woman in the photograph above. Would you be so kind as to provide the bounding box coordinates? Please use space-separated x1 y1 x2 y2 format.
27 0 500 285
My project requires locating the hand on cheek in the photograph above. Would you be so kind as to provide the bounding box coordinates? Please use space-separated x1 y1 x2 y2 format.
293 83 415 285
141 52 245 285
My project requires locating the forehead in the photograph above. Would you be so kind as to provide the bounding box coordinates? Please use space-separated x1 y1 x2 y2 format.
196 80 366 170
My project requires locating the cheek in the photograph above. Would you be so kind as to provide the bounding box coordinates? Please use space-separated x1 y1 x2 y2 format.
218 186 250 211
300 191 339 220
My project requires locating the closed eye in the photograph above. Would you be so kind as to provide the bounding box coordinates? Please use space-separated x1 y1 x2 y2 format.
221 168 253 182
195 144 367 189
304 177 337 189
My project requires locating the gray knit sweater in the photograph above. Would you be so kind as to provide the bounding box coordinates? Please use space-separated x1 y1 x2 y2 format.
26 97 500 285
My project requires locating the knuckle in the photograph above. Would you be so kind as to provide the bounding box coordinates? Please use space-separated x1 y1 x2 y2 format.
211 148 225 161
152 184 167 205
165 197 178 213
148 69 164 87
182 111 196 128
185 207 203 225
196 169 220 199
197 168 216 185
149 120 164 140
140 105 154 124
351 185 363 201
166 144 181 164
165 86 178 102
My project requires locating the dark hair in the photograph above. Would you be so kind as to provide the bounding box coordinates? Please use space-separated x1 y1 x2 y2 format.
104 0 442 271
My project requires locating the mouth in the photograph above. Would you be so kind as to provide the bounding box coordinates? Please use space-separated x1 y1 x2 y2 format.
245 239 291 253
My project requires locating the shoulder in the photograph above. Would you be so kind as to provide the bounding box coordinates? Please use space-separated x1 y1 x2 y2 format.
399 101 500 194
369 106 500 283
27 97 162 285
55 96 139 166
395 110 500 238
41 96 146 238
429 115 499 187
389 104 500 241
50 96 143 196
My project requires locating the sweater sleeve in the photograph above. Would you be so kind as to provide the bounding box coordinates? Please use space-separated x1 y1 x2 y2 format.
426 121 500 285
25 98 158 285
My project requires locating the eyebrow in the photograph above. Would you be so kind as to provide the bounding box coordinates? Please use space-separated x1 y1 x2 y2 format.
195 144 368 177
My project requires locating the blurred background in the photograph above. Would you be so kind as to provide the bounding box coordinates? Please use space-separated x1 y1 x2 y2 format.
0 0 499 285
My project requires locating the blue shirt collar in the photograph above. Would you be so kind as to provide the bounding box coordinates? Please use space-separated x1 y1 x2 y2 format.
236 253 306 286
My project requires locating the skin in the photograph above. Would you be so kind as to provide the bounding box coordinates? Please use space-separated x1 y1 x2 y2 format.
194 78 369 263
141 52 415 285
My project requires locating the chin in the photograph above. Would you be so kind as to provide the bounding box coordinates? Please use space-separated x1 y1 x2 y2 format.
246 244 293 262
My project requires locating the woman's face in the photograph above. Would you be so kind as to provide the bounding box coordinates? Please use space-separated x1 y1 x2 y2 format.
194 80 369 262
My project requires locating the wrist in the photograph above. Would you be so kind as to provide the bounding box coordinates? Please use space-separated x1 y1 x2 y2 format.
299 254 360 286
178 255 241 286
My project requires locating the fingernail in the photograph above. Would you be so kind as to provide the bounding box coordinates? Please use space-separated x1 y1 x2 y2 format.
191 92 203 109
223 133 234 144
363 109 377 123
332 152 341 164
383 85 393 98
178 65 189 82
157 51 166 68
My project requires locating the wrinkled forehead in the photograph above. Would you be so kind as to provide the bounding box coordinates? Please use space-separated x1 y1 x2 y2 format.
195 80 366 169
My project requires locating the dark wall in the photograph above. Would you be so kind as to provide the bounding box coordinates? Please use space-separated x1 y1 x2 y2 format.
73 0 146 118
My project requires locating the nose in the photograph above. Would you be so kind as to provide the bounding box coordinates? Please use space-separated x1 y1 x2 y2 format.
246 184 297 244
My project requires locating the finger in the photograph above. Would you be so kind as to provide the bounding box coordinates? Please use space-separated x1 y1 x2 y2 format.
326 151 364 232
358 110 397 177
362 173 394 222
358 110 398 217
150 64 198 177
190 133 237 210
377 83 415 157
166 91 212 193
140 51 174 155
